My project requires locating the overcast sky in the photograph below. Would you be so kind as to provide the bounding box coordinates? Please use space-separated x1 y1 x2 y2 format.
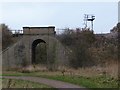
0 1 119 33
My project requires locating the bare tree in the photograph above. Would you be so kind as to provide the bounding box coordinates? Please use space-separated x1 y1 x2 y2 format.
1 24 13 50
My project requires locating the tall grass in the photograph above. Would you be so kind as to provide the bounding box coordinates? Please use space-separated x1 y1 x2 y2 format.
3 61 118 78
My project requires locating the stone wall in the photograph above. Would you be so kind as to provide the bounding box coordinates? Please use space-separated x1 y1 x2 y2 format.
2 35 68 70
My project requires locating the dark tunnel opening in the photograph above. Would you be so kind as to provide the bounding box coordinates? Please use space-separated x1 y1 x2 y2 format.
32 39 46 64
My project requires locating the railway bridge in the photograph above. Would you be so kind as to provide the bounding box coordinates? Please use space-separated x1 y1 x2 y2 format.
2 26 68 70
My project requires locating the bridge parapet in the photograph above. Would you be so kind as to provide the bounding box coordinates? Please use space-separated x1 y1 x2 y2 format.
23 26 55 35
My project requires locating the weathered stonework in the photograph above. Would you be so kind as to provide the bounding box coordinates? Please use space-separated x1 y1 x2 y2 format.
2 26 68 70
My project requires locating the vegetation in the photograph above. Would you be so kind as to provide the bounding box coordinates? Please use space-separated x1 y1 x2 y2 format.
1 24 13 50
111 22 120 33
58 28 94 68
57 27 118 69
2 71 119 88
41 75 118 88
1 78 53 88
35 43 47 64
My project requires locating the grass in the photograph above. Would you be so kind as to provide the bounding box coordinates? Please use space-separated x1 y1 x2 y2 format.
1 78 54 88
36 75 118 88
1 71 119 89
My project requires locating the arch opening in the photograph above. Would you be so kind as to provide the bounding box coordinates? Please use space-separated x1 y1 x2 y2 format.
32 39 47 64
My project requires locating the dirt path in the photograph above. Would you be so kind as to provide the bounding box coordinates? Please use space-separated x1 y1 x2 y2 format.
2 76 88 89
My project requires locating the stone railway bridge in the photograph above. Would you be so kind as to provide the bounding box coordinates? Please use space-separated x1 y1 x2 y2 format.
2 26 68 70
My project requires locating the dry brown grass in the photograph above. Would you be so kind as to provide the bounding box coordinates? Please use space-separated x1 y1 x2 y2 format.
19 64 48 73
3 61 118 79
104 60 118 78
57 62 118 78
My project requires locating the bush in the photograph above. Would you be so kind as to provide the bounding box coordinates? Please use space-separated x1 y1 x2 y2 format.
58 28 95 68
1 24 13 50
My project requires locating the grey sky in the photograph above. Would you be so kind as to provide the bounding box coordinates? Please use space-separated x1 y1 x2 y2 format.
118 1 120 22
1 1 118 33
